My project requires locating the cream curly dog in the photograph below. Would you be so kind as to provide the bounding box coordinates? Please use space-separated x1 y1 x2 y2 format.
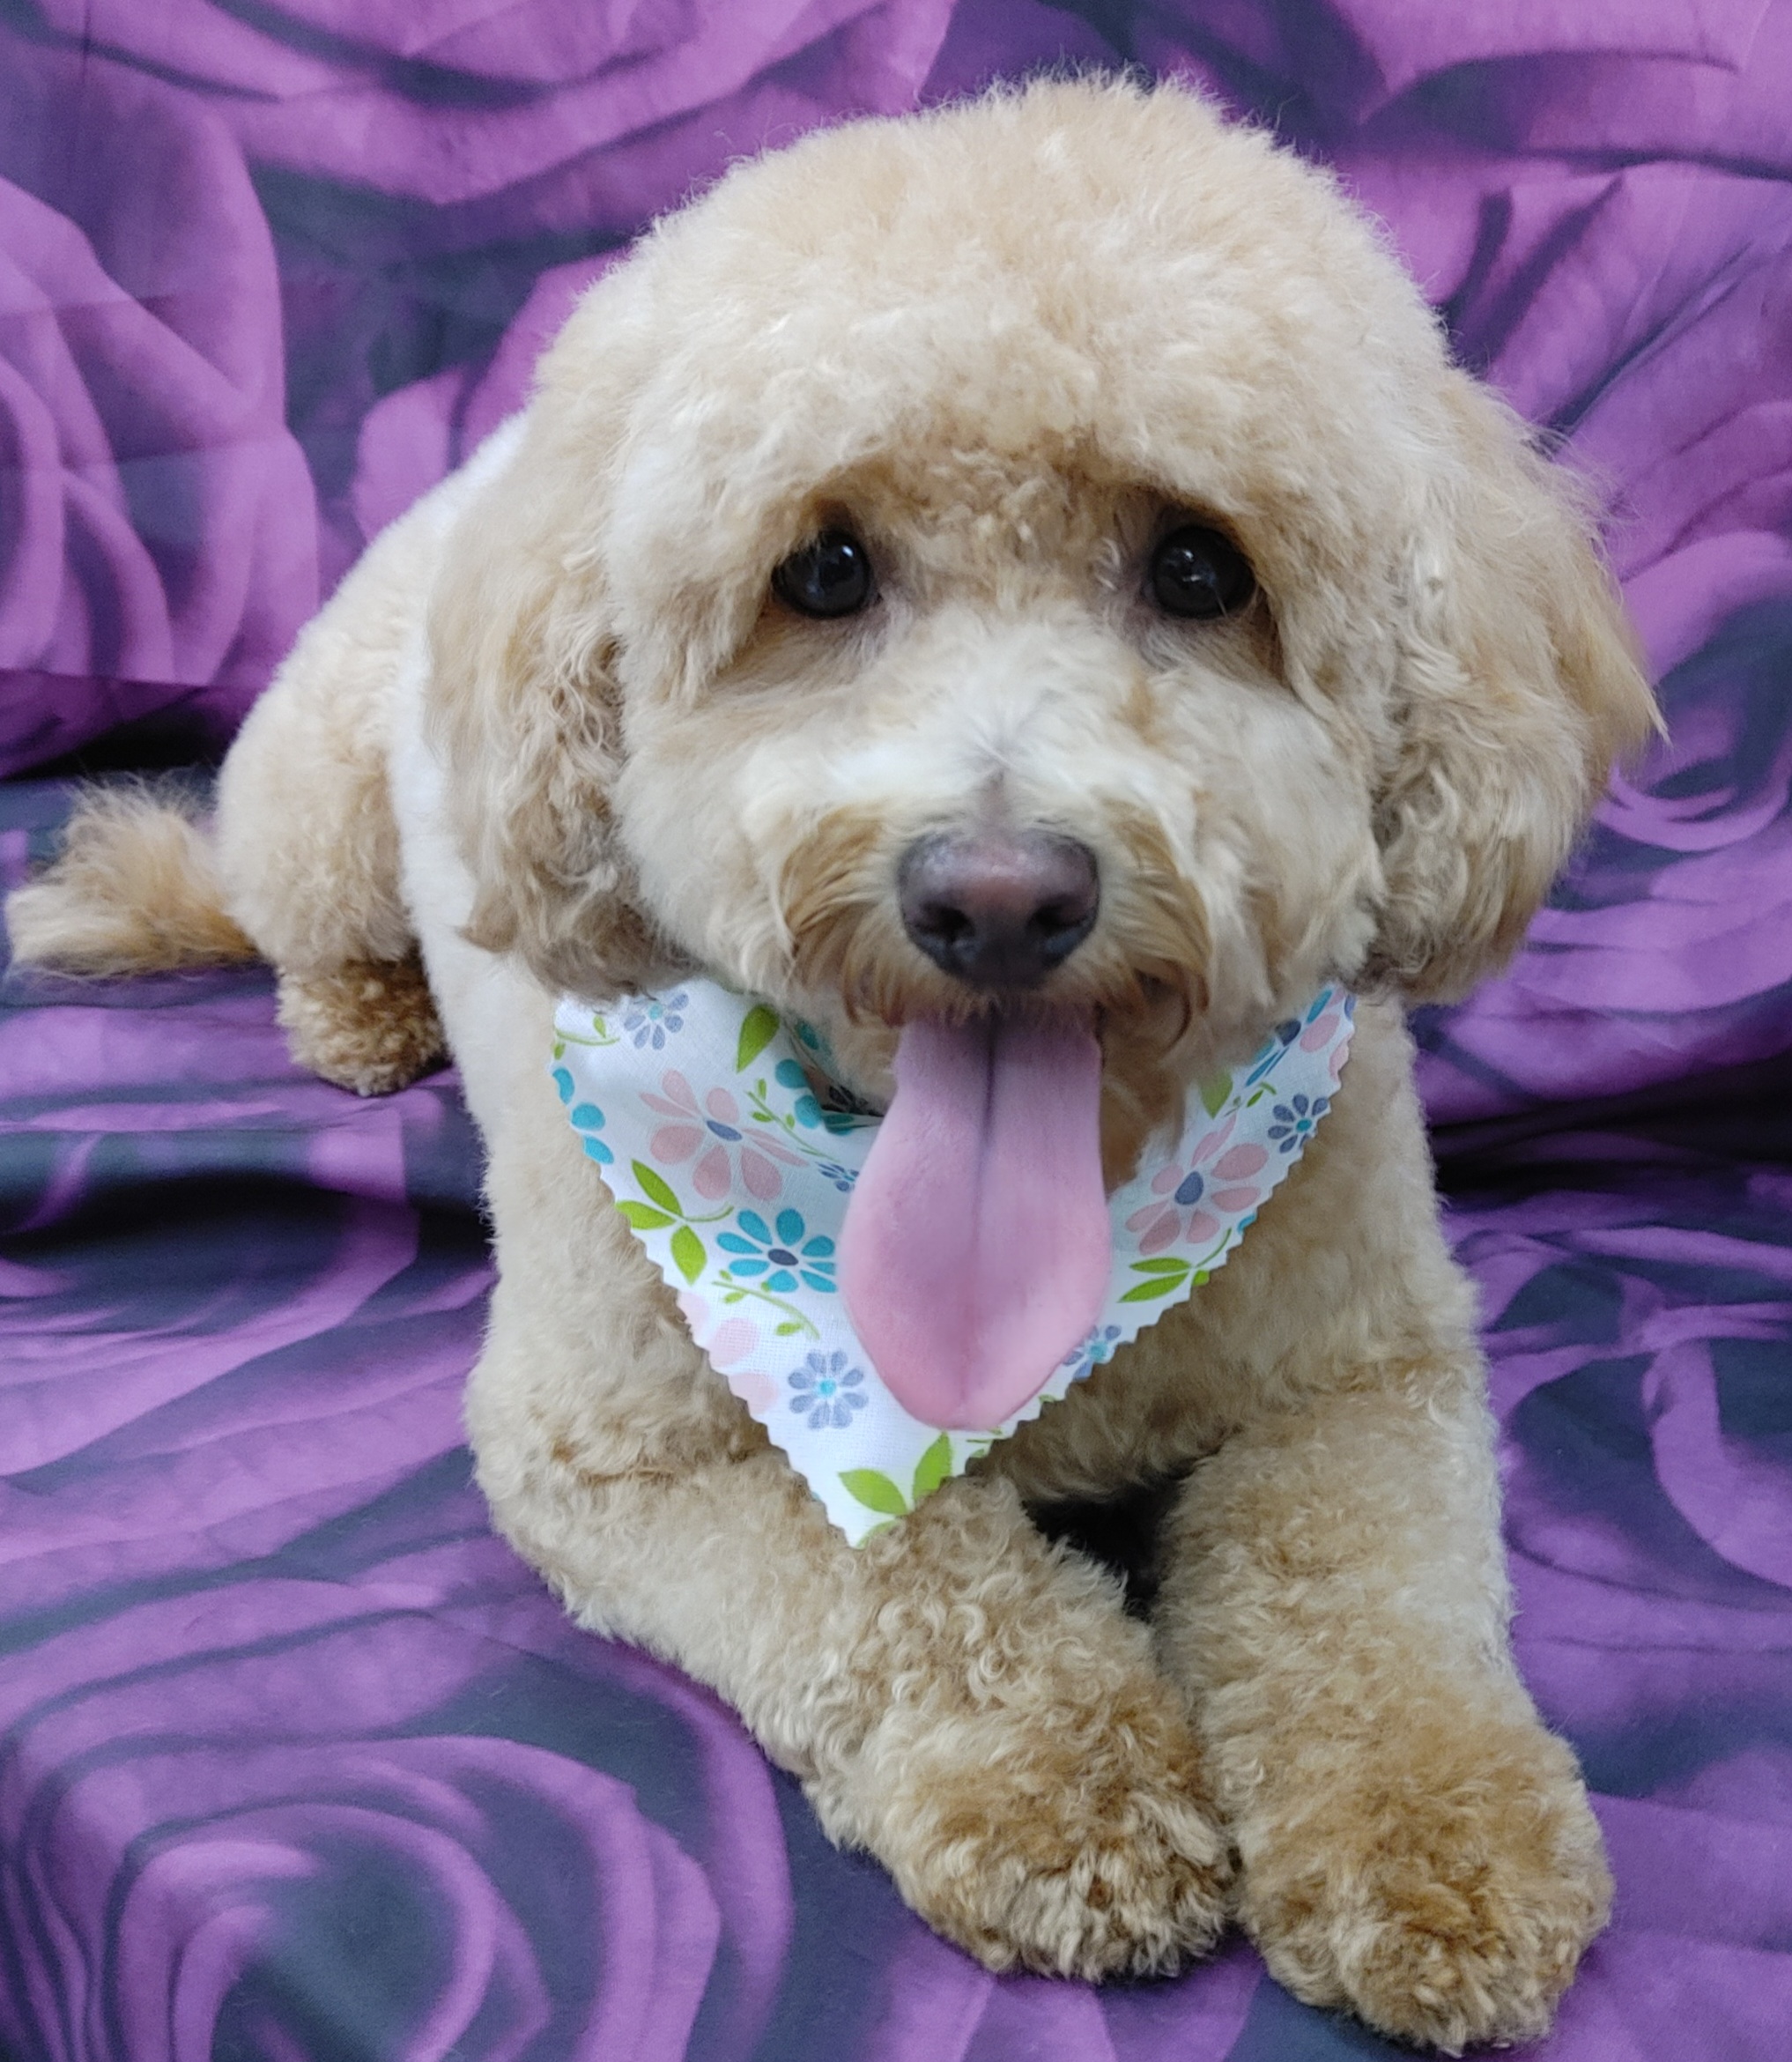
10 79 1656 2051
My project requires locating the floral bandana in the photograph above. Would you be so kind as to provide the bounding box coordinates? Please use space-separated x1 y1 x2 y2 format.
552 982 1355 1543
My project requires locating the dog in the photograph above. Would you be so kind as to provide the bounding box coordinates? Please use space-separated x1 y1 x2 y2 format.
8 78 1657 2051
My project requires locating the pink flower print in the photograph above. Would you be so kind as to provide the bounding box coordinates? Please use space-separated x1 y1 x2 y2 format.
1205 1147 1268 1216
728 1366 777 1414
1129 1163 1226 1252
1188 1111 1236 1168
679 1292 767 1399
643 1071 803 1200
710 1321 761 1373
1128 1204 1183 1254
1300 1006 1343 1051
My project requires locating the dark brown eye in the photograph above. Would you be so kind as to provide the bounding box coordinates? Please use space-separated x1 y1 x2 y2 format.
1148 524 1255 619
772 530 874 618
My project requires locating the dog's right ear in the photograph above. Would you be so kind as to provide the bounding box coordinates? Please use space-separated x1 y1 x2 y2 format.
426 422 667 999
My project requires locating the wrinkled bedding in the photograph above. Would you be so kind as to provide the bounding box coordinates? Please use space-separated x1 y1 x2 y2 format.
4 4 1791 2057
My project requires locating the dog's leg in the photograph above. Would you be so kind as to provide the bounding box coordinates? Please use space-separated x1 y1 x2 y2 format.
527 1454 1227 1977
213 509 454 1095
466 1096 1229 1980
1153 1373 1610 2051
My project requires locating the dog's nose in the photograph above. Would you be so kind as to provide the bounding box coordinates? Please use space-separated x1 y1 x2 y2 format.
899 832 1100 988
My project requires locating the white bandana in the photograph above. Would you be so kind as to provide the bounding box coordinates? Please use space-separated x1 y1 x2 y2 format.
552 981 1354 1543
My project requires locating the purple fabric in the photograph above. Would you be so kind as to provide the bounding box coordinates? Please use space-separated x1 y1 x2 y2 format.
3 4 1791 2058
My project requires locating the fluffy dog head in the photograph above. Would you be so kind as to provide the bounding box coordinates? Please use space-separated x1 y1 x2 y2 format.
429 77 1654 1165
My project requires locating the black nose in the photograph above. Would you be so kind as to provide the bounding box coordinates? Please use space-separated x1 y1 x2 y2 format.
899 832 1100 989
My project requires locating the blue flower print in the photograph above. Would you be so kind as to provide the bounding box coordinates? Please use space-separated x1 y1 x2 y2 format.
1061 1324 1123 1377
622 990 688 1050
774 1057 824 1128
719 1208 837 1293
774 1039 877 1133
566 1099 613 1164
552 1065 575 1102
1174 1169 1204 1205
816 1161 858 1194
1267 1093 1329 1153
788 1350 866 1429
1243 1015 1303 1087
821 1107 872 1135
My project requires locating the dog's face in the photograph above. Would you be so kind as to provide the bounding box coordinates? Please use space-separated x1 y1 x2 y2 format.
431 80 1654 1173
611 443 1374 1168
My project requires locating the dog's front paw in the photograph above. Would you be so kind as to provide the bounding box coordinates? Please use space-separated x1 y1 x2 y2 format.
829 1682 1230 1981
1238 1713 1611 2052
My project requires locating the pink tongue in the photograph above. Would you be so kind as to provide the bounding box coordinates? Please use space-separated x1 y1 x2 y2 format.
840 1015 1110 1430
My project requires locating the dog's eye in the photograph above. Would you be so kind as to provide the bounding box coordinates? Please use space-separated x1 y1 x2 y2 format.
1148 525 1255 619
772 530 875 619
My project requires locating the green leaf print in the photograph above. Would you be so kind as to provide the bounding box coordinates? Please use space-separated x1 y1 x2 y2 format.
632 1161 683 1215
840 1469 909 1517
736 1005 781 1072
553 1014 619 1050
1197 1068 1233 1118
1131 1257 1188 1275
617 1202 674 1231
707 1272 819 1339
911 1434 952 1504
1120 1262 1192 1303
670 1226 705 1284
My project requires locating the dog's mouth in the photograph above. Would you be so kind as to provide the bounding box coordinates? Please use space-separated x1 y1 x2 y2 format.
838 1007 1113 1429
773 814 1215 1426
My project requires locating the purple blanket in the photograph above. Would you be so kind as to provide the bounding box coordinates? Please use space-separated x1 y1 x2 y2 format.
4 4 1790 2057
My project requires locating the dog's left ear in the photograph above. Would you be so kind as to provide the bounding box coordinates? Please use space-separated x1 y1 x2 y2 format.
1365 375 1658 1003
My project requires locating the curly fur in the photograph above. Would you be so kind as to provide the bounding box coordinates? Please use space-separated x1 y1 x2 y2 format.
5 78 1657 2048
276 957 443 1096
